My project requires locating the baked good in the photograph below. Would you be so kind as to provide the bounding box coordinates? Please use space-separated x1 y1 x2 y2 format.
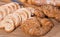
0 2 20 21
41 5 60 22
19 0 60 6
21 17 53 36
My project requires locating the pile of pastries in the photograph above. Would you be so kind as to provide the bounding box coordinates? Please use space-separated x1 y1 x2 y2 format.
0 0 60 36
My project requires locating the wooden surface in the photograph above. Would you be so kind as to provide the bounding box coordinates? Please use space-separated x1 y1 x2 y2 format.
0 1 60 37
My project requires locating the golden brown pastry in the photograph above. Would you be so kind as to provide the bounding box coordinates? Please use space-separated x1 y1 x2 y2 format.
24 4 60 22
41 5 60 22
19 0 60 6
0 2 20 21
24 6 45 17
1 18 15 32
21 17 53 36
22 3 60 22
0 8 32 32
0 6 45 32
